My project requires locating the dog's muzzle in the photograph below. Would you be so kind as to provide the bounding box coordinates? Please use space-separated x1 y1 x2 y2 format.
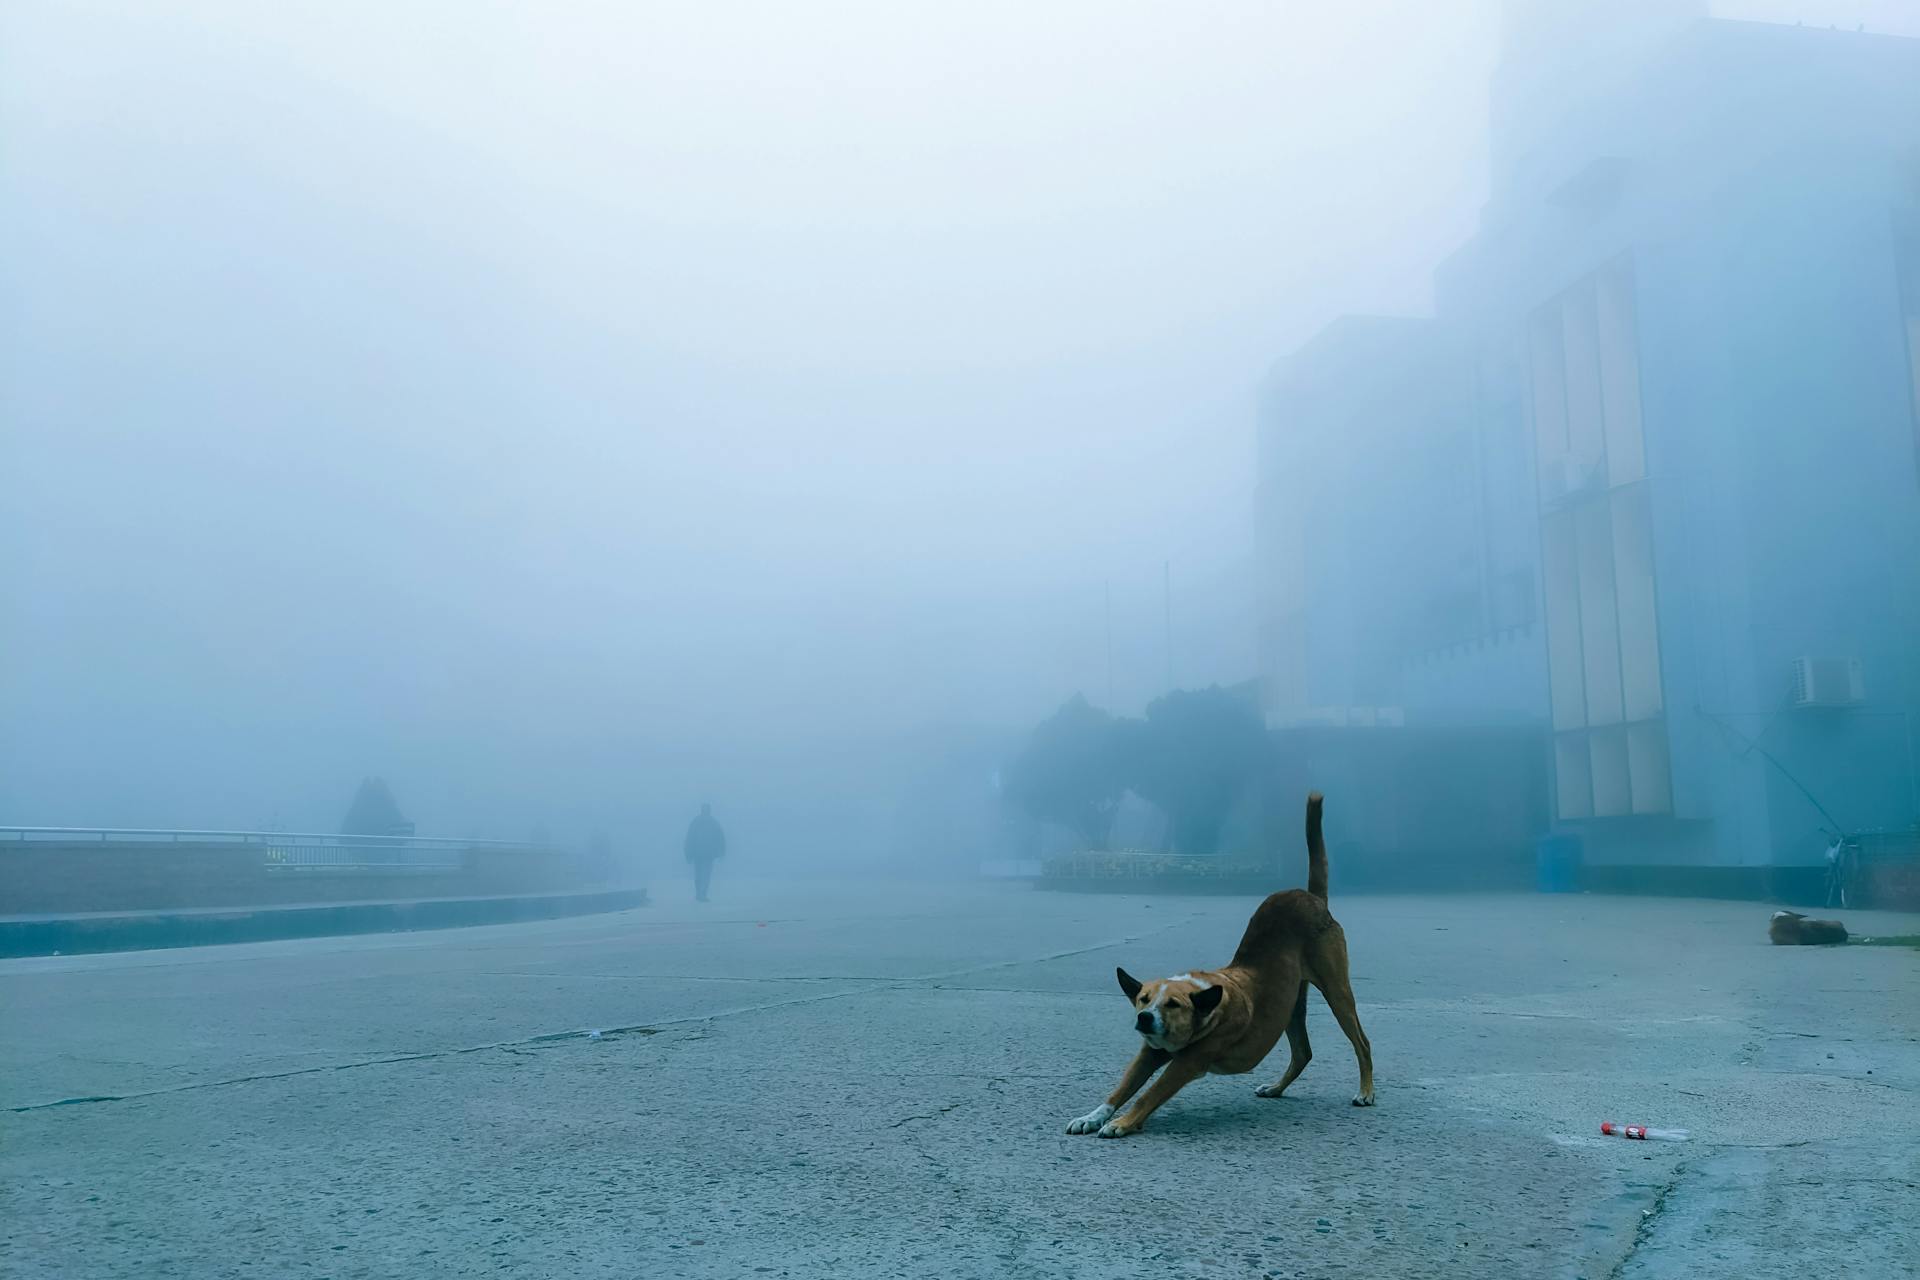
1135 1011 1157 1035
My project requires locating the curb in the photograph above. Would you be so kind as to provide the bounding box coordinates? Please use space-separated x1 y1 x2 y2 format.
1034 877 1535 895
0 888 650 958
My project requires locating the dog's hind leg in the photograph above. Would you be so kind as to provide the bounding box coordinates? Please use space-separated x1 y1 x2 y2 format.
1066 1046 1168 1134
1309 931 1374 1107
1255 983 1312 1099
1319 978 1374 1106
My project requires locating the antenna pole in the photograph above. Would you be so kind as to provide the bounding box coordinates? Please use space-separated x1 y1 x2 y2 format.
1163 560 1173 692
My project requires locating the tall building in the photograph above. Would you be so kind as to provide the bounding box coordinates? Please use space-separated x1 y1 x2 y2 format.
1257 10 1920 891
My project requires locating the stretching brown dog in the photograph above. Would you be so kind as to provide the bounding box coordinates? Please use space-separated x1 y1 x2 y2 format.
1066 792 1374 1139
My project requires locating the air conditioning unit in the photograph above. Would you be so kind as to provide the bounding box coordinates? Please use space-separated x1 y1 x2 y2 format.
1790 657 1863 708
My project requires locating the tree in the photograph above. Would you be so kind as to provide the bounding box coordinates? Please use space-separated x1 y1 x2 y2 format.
1123 684 1268 855
341 777 412 837
1004 695 1125 849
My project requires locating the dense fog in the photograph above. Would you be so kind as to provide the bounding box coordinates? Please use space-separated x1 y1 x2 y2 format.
4 0 1915 886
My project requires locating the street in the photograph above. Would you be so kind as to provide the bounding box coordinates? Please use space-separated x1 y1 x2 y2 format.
3 880 1917 1278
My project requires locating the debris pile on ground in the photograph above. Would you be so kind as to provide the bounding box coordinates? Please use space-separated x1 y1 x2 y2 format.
1768 910 1848 945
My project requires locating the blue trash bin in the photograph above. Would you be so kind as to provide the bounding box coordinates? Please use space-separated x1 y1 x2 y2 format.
1536 834 1582 893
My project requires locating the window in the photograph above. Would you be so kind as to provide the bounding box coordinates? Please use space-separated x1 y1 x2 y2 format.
1611 484 1663 722
1596 265 1646 484
1529 257 1671 817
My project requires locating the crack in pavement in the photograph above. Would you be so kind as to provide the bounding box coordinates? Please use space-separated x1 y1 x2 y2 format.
904 1138 952 1179
888 1100 967 1128
913 913 1202 983
1605 1160 1690 1280
926 984 1108 997
10 915 1202 1113
475 972 883 983
8 990 867 1113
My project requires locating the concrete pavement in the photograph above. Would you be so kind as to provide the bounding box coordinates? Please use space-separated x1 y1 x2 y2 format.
2 880 1916 1278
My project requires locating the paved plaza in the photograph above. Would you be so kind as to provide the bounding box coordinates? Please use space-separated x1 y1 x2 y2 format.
4 880 1916 1278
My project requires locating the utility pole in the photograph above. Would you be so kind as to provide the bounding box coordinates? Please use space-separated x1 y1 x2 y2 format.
1163 560 1174 693
1104 578 1114 710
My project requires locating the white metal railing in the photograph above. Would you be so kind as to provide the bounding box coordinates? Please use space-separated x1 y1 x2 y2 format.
0 826 551 876
0 826 530 848
259 842 461 874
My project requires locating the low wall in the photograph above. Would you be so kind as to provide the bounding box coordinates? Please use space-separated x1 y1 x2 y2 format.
0 887 651 958
0 839 604 914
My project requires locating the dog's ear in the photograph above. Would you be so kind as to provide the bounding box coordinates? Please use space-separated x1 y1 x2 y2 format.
1190 983 1225 1019
1116 967 1143 1001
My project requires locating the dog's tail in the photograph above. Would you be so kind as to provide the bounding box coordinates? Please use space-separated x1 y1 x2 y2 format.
1306 792 1328 900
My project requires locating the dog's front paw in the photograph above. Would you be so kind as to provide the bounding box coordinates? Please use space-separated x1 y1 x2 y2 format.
1254 1083 1289 1099
1352 1091 1376 1107
1065 1104 1114 1135
1096 1118 1137 1139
